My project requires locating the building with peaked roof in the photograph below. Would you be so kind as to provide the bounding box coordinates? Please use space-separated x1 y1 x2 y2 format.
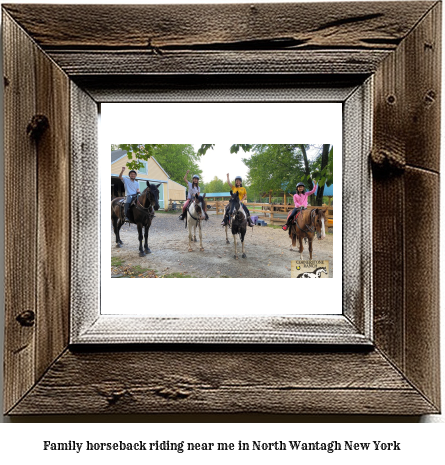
111 150 186 210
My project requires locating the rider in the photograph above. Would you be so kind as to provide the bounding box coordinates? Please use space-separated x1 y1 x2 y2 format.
221 173 254 227
119 167 140 222
281 177 317 231
179 170 208 220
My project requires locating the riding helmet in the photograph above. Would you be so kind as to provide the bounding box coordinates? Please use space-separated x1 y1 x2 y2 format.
235 176 242 182
296 182 305 189
192 174 200 180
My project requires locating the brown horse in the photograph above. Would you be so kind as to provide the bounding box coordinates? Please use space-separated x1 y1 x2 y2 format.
289 208 327 260
111 181 160 257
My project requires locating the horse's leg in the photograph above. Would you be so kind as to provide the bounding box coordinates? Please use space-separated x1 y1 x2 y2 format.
137 223 145 257
225 224 230 244
188 219 193 252
112 216 121 247
298 235 304 260
241 228 246 258
193 223 197 242
199 222 204 251
308 237 313 260
144 224 150 254
233 233 238 259
117 219 124 245
116 218 124 246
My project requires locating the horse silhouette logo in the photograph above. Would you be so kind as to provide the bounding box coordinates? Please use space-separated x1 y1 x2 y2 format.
296 267 328 278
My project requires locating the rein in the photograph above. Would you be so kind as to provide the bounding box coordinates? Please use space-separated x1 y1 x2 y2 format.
136 193 155 217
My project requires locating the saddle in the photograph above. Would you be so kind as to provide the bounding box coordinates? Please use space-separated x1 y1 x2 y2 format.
118 194 138 221
287 207 306 223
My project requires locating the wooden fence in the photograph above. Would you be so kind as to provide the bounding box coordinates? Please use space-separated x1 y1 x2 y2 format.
169 199 334 228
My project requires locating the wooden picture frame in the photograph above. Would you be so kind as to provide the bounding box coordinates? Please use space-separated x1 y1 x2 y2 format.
2 2 440 415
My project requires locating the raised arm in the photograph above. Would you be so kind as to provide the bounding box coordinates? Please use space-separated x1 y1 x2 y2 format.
184 169 190 184
307 177 317 196
119 166 125 181
226 173 233 189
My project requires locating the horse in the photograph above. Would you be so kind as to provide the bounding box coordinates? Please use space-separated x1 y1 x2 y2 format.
297 267 328 278
225 191 247 259
186 193 206 252
111 181 160 257
289 207 327 260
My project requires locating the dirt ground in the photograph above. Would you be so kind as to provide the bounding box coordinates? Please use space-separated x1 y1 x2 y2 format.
111 211 334 278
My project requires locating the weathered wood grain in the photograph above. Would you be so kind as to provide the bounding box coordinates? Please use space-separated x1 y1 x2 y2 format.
2 2 441 416
372 174 405 369
47 50 391 76
70 83 99 339
74 315 370 345
35 38 71 381
404 2 441 172
9 349 438 415
73 74 365 103
343 81 372 336
371 3 441 411
404 167 440 409
3 12 38 414
2 2 435 50
372 2 441 172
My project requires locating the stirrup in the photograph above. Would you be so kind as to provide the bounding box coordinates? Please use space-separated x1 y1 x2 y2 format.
282 224 288 231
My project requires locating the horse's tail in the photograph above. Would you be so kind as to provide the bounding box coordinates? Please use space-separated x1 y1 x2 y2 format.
291 228 297 247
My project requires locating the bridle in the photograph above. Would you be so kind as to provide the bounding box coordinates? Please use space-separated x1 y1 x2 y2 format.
188 199 202 222
135 189 155 217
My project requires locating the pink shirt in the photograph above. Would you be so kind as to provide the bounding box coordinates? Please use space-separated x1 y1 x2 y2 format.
293 183 317 207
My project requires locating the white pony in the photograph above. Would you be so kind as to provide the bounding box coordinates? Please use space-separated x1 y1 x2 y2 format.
186 193 206 252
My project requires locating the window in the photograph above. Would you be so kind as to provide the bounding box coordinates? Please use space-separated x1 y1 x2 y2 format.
138 160 148 174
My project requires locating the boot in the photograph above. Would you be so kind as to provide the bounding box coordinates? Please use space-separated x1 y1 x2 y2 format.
124 203 130 223
247 217 254 227
204 212 209 220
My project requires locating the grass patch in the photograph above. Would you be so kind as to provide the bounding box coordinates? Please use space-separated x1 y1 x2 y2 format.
111 260 158 278
162 272 194 278
267 224 284 229
111 257 125 267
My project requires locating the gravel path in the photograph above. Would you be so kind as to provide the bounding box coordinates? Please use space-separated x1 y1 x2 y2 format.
111 211 334 278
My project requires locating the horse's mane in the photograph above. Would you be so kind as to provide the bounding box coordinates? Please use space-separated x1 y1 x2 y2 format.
314 267 327 273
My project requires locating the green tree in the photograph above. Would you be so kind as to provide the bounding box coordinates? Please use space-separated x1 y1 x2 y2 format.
117 144 163 171
150 144 202 185
116 144 202 184
197 144 252 156
310 144 333 206
244 144 307 196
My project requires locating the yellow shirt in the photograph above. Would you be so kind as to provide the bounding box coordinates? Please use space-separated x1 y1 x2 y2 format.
232 186 247 200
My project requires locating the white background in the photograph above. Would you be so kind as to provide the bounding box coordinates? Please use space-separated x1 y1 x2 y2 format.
102 102 342 315
0 0 444 457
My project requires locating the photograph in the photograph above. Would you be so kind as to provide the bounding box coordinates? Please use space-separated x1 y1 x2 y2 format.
110 144 334 280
